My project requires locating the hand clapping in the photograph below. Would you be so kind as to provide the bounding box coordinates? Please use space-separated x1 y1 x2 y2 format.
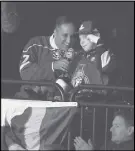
74 136 93 150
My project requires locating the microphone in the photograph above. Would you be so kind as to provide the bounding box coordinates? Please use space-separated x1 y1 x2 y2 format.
64 48 74 61
55 48 74 94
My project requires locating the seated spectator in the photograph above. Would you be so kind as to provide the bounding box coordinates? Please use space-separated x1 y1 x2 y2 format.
74 110 134 150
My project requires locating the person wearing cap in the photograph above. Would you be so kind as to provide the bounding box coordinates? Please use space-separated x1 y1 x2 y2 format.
71 20 116 88
15 16 76 100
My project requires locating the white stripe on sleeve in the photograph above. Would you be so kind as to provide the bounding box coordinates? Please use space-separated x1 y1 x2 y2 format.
101 50 111 68
20 61 30 72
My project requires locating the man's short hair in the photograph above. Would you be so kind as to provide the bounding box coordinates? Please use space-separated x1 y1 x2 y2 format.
55 16 75 28
114 110 134 127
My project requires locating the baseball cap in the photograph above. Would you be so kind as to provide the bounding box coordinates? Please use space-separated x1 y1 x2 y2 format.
77 20 100 36
78 20 93 34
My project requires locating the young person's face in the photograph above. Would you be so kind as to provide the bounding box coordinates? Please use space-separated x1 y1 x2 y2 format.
54 23 75 51
79 34 93 52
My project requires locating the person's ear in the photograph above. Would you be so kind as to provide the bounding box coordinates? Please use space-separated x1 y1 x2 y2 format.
128 126 134 135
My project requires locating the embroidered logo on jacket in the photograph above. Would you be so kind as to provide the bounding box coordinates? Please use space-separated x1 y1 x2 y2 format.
52 49 65 60
79 24 84 31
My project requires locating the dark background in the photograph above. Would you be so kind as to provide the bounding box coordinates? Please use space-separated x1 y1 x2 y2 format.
1 2 134 95
1 2 134 149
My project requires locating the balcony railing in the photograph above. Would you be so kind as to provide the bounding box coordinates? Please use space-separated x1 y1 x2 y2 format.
2 79 65 101
67 84 134 150
67 102 134 150
1 79 134 150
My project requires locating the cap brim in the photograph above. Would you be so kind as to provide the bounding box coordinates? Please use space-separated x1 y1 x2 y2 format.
74 31 92 35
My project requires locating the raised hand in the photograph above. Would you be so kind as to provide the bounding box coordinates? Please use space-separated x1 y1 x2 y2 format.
74 136 93 150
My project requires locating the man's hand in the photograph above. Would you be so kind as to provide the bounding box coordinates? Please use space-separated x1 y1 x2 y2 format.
53 59 69 72
74 136 93 150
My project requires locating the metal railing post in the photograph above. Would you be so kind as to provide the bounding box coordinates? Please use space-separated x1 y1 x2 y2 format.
92 108 96 145
104 108 108 150
80 107 83 137
67 130 71 150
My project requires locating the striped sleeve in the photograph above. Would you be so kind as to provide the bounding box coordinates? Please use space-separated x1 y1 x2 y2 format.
101 50 116 73
19 37 55 81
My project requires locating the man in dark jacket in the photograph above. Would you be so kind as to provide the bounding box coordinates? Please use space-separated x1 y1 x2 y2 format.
74 110 134 150
15 16 76 100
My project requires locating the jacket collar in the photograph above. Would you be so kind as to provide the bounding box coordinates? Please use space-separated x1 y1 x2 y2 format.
50 34 58 50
